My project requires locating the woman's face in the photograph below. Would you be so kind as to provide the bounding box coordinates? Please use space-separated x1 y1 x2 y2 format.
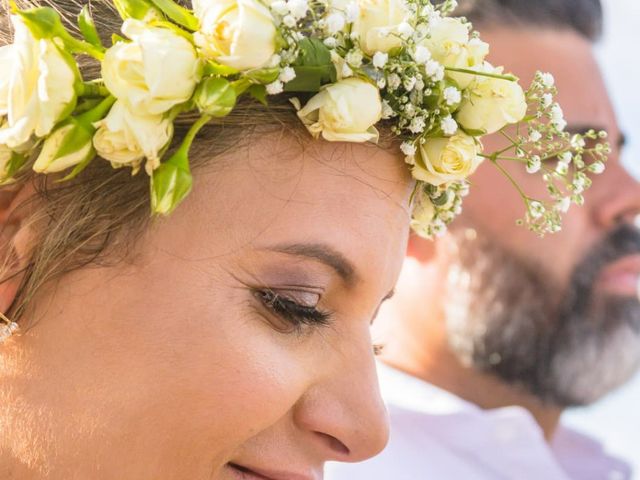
1 133 413 479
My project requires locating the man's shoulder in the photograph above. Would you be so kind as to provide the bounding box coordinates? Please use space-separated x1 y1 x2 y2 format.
552 425 633 480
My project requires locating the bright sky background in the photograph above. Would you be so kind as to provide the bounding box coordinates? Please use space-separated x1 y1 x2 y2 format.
563 0 640 474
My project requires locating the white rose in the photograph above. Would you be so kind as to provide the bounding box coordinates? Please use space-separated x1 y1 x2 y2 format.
194 0 277 70
0 16 77 149
456 68 528 134
422 17 489 89
102 20 201 115
93 101 174 174
347 0 411 55
412 133 481 186
296 78 382 143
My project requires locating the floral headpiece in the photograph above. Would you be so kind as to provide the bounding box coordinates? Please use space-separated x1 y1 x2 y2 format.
0 0 610 238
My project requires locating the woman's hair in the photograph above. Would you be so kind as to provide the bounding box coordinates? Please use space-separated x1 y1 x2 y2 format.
0 0 361 326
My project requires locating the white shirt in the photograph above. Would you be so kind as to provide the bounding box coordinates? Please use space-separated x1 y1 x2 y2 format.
326 363 632 480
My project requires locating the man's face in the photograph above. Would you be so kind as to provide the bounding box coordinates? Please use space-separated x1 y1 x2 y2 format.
444 27 640 406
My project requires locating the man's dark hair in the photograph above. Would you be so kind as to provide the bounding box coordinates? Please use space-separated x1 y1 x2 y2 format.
455 0 603 41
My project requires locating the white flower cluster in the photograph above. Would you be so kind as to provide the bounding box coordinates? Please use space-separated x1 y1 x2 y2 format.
0 0 610 231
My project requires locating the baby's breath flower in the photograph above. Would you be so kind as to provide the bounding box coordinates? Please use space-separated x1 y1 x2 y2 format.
555 197 571 213
344 1 360 22
287 0 308 19
326 12 346 34
341 63 354 77
266 80 284 95
425 60 444 81
270 0 289 15
401 141 417 156
542 93 553 108
381 100 394 119
529 200 545 219
441 115 458 135
345 49 363 67
589 161 605 174
283 14 297 27
323 37 337 48
529 130 542 143
387 73 401 90
443 87 461 106
526 155 541 174
414 45 431 63
279 66 296 83
372 51 389 69
409 116 426 133
403 76 417 91
267 54 282 68
558 151 572 164
540 72 555 88
397 22 414 38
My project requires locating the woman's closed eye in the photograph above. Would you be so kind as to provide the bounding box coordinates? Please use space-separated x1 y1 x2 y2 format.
253 288 332 334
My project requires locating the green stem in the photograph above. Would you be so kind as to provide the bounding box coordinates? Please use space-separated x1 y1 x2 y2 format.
171 114 212 168
490 158 530 204
79 82 110 98
77 96 116 124
445 67 518 82
63 33 105 61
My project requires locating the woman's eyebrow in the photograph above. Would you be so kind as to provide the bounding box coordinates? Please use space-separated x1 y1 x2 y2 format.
262 243 357 285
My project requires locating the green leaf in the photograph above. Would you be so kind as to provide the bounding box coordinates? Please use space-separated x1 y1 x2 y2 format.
294 38 332 67
248 85 267 106
17 7 67 39
203 61 240 77
284 65 336 92
78 6 103 49
195 77 237 117
2 151 27 180
17 6 104 59
148 0 199 31
113 0 161 21
284 39 337 92
245 68 280 85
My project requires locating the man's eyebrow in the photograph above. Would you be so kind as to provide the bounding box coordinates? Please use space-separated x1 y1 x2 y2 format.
263 243 356 284
565 124 626 149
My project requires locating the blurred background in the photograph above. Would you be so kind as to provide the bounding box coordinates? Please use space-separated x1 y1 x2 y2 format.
563 0 640 473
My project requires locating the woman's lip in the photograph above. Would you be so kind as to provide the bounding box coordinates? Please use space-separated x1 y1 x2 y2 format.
227 463 316 480
596 254 640 296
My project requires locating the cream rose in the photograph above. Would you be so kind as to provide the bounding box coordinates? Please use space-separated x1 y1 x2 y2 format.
296 78 382 143
422 17 489 89
349 0 411 55
456 68 528 134
412 133 481 185
102 20 201 115
194 0 276 70
93 101 174 174
0 16 77 150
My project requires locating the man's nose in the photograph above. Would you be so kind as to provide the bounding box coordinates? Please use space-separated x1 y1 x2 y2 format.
591 158 640 229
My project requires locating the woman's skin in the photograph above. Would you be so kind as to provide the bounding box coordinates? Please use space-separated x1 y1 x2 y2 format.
0 133 414 479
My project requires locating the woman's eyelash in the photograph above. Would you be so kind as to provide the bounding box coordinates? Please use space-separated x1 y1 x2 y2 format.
254 289 331 328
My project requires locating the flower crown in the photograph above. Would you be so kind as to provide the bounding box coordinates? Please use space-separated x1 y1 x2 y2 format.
0 0 610 237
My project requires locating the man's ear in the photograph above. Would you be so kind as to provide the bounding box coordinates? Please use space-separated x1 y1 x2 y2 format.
0 184 37 314
406 232 437 263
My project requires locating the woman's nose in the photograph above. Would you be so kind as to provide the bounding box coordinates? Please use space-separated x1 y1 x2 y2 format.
292 334 390 463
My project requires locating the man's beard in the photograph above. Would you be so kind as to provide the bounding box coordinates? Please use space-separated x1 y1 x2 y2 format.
444 224 640 407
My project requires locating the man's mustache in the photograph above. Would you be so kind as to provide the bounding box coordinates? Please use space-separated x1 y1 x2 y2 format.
572 223 640 291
